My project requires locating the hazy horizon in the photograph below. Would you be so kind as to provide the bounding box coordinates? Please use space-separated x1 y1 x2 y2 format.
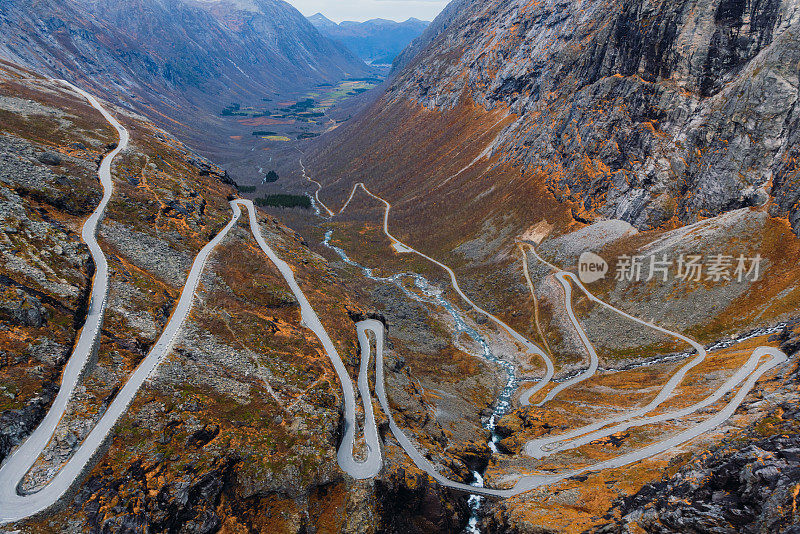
286 0 448 23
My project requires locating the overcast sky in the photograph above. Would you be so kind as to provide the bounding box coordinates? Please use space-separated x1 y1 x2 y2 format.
286 0 449 22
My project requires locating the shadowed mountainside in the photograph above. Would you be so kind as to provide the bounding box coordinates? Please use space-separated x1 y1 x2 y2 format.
0 0 370 151
308 13 429 65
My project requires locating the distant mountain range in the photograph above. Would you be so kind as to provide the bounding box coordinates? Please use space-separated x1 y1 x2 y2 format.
0 0 370 149
307 13 428 65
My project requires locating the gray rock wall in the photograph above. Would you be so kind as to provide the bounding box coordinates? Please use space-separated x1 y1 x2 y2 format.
389 0 800 233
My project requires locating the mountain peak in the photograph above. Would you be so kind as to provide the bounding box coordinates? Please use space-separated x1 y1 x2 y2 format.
0 0 369 147
307 12 337 27
310 15 429 64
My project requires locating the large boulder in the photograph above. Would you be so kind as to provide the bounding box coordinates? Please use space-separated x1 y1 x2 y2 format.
0 286 47 327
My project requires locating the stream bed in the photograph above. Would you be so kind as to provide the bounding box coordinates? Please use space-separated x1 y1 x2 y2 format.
322 230 518 532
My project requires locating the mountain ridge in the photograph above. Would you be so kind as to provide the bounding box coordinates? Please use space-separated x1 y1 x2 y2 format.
308 12 429 65
0 0 370 151
311 0 800 235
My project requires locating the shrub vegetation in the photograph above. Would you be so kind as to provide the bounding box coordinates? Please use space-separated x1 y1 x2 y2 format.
255 194 311 209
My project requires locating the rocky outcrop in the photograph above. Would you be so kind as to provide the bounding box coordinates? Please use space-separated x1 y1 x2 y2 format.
780 319 800 355
0 382 59 463
0 286 47 328
187 156 235 186
376 465 471 533
0 133 103 217
599 432 800 533
75 456 239 534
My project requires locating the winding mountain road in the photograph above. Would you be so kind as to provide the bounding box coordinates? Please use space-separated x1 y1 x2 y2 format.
237 200 381 479
0 92 379 525
360 317 786 497
338 183 555 398
0 87 787 525
298 157 334 217
0 81 129 524
518 242 770 459
323 180 788 496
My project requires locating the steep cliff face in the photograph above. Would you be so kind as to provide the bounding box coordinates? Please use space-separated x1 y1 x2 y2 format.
391 0 476 73
313 0 800 235
0 0 369 149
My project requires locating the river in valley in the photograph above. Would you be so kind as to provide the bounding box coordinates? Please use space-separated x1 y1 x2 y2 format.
322 230 518 532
